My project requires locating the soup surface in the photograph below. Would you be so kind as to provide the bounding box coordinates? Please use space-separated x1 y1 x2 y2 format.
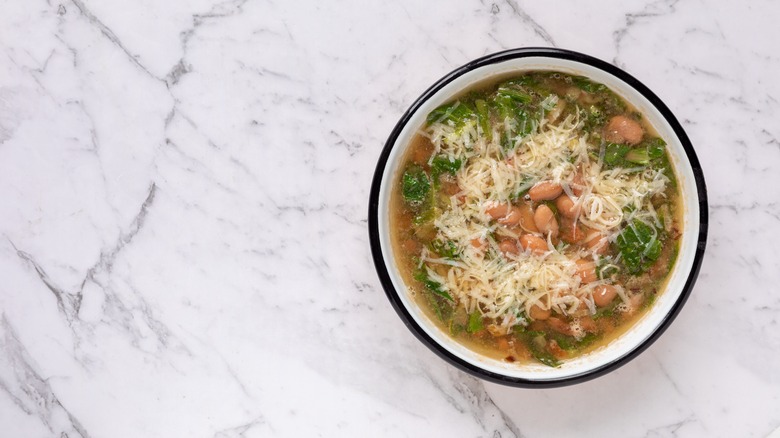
390 72 682 367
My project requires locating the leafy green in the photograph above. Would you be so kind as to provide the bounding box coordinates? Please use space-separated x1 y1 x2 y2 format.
501 75 539 89
625 148 651 164
624 138 667 165
414 269 453 301
593 298 621 320
582 104 607 131
496 86 533 104
402 165 430 207
430 155 462 184
615 220 663 275
414 269 454 322
466 312 484 334
475 99 492 141
550 332 600 351
427 101 475 128
450 323 465 336
524 331 560 368
430 239 460 260
491 94 534 138
604 143 630 167
572 76 608 94
641 293 656 310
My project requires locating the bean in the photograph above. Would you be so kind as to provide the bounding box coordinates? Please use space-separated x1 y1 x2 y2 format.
519 234 548 255
547 317 575 336
442 180 461 196
584 231 608 254
528 181 563 201
486 203 511 219
533 205 559 238
575 259 597 283
578 316 598 333
470 237 486 250
497 206 523 226
529 304 551 321
518 202 539 233
593 285 618 307
604 115 644 145
560 217 585 244
498 239 519 255
555 195 579 219
571 172 586 196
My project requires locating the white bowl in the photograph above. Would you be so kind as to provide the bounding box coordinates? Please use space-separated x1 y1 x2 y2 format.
368 48 708 387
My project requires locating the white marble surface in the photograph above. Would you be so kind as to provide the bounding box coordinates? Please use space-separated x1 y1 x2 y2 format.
1 0 779 436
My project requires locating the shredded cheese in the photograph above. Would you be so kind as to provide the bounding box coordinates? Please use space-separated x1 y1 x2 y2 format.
419 111 668 333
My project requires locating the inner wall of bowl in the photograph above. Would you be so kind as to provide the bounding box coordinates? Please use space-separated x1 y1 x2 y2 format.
378 56 701 380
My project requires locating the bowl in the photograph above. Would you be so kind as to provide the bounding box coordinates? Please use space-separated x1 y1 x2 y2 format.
368 48 708 387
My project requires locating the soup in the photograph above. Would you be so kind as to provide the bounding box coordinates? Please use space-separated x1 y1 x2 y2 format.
390 72 682 367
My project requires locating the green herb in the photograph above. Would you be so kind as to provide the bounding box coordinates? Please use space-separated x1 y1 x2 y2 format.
615 220 663 275
450 322 465 336
430 239 460 260
402 165 430 207
426 101 475 128
625 138 667 165
593 298 621 320
572 76 608 94
496 86 533 104
583 105 607 131
668 242 679 270
475 99 492 141
501 75 539 89
466 312 484 333
551 332 600 351
641 292 657 310
604 143 630 167
524 331 560 368
430 155 462 185
625 148 651 164
414 269 454 302
491 94 534 137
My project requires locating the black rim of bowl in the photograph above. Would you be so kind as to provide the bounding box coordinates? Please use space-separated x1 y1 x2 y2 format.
368 47 708 388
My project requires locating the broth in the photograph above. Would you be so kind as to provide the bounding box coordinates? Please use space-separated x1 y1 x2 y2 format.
390 72 682 367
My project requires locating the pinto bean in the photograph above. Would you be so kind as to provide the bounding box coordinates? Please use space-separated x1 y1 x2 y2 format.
519 234 548 255
578 316 598 333
498 239 519 255
441 180 460 196
593 285 618 307
486 203 511 219
584 231 609 255
575 259 598 283
498 206 523 226
571 172 586 196
486 203 523 226
529 304 551 321
533 205 559 238
547 317 575 336
518 202 539 233
604 115 644 145
560 217 585 244
555 195 579 219
528 182 563 201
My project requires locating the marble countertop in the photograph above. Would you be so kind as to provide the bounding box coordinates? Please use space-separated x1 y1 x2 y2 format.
2 0 779 436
